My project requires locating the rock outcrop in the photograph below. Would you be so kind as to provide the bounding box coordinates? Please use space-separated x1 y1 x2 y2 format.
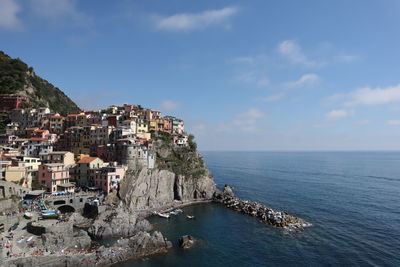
95 231 172 266
2 231 171 267
119 167 216 211
26 220 92 250
42 228 92 251
88 209 152 239
179 235 195 249
214 185 312 230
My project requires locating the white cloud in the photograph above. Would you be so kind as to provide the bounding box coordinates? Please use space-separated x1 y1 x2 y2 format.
235 72 269 87
345 84 400 106
0 0 21 30
278 40 322 67
335 54 359 63
284 73 320 88
258 93 284 102
238 108 265 119
325 109 354 120
154 6 238 32
29 0 91 26
388 120 400 126
161 100 180 111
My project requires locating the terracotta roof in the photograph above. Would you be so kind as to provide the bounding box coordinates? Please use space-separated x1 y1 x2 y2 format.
67 114 80 117
78 157 99 164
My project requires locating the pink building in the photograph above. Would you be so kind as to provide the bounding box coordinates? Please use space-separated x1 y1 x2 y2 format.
91 163 127 194
38 163 74 194
31 128 50 139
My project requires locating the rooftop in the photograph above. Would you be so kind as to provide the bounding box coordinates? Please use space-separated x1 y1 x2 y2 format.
78 157 100 164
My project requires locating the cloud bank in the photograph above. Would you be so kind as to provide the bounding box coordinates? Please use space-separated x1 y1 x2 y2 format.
154 6 238 32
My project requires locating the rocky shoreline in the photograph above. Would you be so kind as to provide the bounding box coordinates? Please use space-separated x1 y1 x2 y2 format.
1 166 312 267
214 185 312 230
1 192 311 267
3 230 171 267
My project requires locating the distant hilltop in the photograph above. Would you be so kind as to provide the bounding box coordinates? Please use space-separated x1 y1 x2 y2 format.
0 51 80 115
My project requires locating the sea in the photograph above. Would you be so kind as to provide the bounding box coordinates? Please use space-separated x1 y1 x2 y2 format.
118 151 400 266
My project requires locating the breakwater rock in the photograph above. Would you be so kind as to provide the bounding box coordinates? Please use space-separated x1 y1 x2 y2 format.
214 185 312 230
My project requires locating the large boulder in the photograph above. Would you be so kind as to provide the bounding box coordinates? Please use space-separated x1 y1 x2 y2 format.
178 235 195 249
88 209 152 239
38 221 92 250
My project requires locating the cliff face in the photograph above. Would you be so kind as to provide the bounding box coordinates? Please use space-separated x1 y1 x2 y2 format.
118 133 216 211
118 167 215 211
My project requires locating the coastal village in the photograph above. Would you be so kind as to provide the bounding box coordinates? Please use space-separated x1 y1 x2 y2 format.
0 94 188 195
0 94 191 262
0 93 309 266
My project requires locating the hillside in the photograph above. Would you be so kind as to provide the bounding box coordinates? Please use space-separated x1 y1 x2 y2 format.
0 51 80 115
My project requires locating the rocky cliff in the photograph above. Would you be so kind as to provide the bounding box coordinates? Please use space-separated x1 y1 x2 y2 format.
119 167 215 211
118 134 216 211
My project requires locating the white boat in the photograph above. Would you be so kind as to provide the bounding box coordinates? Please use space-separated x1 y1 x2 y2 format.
157 212 170 219
186 215 195 219
170 209 183 215
27 236 33 242
24 212 33 219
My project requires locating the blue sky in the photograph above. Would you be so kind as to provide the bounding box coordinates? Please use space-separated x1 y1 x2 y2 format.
1 0 400 150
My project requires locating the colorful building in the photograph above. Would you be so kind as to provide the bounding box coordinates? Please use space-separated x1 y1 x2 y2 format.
38 163 74 194
49 115 65 134
74 157 104 186
40 151 75 167
0 95 30 111
91 163 127 193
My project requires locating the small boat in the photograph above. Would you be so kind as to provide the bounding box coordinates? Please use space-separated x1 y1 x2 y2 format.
27 236 33 242
41 210 59 219
186 215 195 219
157 212 170 219
170 209 183 215
24 212 33 219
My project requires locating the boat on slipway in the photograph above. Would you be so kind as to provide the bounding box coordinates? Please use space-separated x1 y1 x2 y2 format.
40 210 59 219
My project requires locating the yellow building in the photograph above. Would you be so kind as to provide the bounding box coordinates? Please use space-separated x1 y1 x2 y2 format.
137 119 148 133
5 166 28 185
148 120 157 131
49 115 65 134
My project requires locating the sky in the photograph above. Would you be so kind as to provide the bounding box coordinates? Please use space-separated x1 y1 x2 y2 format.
1 0 400 151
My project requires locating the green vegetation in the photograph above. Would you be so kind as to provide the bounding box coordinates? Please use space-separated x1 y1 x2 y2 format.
0 51 80 115
0 111 10 133
151 130 173 145
154 132 206 179
188 134 197 151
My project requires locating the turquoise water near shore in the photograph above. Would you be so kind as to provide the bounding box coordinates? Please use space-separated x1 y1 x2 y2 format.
118 151 400 266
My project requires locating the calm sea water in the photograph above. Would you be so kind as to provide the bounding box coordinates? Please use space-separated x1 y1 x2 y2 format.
118 152 400 266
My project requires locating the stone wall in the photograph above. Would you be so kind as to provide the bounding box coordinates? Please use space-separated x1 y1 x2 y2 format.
0 199 13 212
0 180 29 198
